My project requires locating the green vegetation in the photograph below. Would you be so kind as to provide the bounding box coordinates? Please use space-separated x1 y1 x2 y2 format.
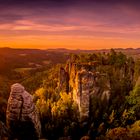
0 48 140 139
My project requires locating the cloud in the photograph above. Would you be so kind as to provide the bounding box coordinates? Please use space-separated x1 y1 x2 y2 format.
0 0 140 49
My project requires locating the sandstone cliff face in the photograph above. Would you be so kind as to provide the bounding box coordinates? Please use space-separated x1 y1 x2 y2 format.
58 57 135 121
73 70 94 119
59 62 110 120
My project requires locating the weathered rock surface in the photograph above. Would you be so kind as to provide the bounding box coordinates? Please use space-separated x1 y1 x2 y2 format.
58 55 135 121
59 62 110 120
6 83 41 138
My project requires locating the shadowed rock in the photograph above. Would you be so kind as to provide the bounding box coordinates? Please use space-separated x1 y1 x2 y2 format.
0 120 11 140
6 83 41 140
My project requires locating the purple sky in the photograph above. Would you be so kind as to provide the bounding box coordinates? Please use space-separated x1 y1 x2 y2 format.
0 0 140 49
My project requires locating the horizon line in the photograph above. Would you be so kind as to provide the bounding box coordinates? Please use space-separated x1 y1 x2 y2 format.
0 46 140 51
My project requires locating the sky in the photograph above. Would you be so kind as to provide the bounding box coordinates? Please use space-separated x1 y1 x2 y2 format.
0 0 140 50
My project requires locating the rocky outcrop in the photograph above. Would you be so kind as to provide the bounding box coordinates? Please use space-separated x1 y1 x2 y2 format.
58 54 135 121
59 62 110 120
6 83 41 139
72 68 110 120
73 69 95 119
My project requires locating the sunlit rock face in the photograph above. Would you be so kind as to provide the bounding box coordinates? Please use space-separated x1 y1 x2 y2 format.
70 59 135 121
74 70 95 119
59 62 111 121
72 67 110 121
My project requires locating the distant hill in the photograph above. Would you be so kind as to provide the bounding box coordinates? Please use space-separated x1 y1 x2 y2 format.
1 47 140 54
0 47 69 76
47 47 140 55
0 47 140 76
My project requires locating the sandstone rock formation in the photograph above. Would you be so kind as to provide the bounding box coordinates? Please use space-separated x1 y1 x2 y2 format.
6 83 41 139
59 62 110 120
58 53 135 121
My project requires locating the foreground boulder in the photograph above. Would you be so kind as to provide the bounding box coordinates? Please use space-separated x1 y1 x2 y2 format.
6 83 41 140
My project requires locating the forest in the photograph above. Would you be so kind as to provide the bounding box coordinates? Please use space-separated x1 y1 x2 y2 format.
0 48 140 140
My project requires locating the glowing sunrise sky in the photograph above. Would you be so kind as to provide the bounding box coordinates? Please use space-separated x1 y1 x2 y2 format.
0 0 140 50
